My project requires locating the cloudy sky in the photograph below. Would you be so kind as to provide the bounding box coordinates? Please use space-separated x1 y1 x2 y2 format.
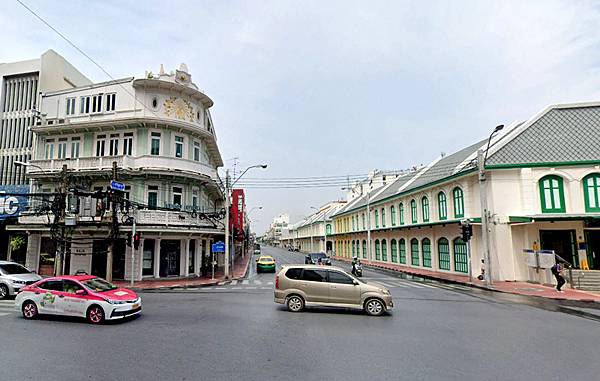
3 0 600 233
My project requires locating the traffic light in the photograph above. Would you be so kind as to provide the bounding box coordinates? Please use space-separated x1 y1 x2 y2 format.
133 232 141 250
460 220 473 242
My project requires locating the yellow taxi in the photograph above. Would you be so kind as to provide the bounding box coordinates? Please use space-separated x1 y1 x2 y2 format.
256 255 276 273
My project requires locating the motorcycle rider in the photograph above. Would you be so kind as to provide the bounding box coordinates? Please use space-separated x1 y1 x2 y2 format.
352 256 359 275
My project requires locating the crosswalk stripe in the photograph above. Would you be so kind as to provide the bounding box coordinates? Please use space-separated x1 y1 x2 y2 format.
254 280 262 285
416 282 438 289
242 280 249 285
405 282 424 289
375 281 397 289
231 280 238 286
0 312 11 317
390 282 409 288
267 281 273 285
245 286 257 289
260 287 271 290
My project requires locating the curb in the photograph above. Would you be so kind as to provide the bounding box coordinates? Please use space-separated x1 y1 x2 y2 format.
333 258 600 305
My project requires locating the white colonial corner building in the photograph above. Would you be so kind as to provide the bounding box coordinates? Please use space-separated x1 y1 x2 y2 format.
12 63 225 281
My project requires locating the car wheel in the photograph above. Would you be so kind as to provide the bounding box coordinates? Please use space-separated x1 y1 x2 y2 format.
22 301 38 319
87 305 105 324
0 284 9 299
286 295 304 313
364 298 385 316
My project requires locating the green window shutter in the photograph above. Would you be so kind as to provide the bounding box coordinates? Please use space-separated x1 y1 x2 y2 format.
422 197 429 222
422 238 431 268
399 203 404 225
539 175 566 213
453 187 464 218
391 239 398 263
375 240 381 260
399 239 406 264
410 199 417 223
375 210 379 228
453 238 468 273
438 192 447 220
584 174 600 212
411 238 419 266
362 240 367 259
381 208 386 228
381 240 388 261
391 206 396 226
438 238 450 270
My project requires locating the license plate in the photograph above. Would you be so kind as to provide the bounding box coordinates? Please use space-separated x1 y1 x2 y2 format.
132 303 140 310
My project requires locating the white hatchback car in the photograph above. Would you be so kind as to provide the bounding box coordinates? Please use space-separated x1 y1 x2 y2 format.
0 261 42 299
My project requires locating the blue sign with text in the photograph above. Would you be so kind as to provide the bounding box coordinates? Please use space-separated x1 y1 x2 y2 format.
0 185 29 220
110 180 125 192
212 241 225 253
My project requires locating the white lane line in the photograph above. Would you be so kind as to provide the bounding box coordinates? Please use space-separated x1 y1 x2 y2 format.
231 287 242 290
245 286 257 289
404 282 424 289
242 280 250 285
231 280 238 286
267 281 273 285
416 282 439 289
0 312 11 317
254 280 262 285
260 287 271 290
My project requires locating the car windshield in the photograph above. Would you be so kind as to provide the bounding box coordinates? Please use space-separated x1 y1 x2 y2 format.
260 257 273 261
82 278 118 292
310 253 326 258
0 263 31 275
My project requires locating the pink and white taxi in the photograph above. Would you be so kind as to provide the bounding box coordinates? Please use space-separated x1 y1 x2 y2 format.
15 275 141 324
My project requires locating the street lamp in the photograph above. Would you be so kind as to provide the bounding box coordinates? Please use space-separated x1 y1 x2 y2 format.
478 124 504 286
224 164 267 278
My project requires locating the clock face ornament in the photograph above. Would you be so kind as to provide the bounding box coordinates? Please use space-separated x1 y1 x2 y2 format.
163 96 195 121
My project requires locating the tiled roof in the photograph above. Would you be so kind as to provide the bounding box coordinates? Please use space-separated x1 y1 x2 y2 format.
488 105 600 166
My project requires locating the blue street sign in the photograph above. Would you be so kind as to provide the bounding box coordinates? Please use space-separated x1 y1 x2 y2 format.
212 241 225 253
110 180 125 192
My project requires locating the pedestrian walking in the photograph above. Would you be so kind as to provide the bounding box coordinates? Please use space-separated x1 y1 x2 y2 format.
477 259 485 281
551 262 566 292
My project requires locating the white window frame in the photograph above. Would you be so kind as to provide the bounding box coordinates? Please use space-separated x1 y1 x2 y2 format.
123 132 134 156
193 140 201 162
172 185 184 210
44 139 55 160
109 133 120 156
91 93 103 114
95 134 107 157
174 135 185 159
105 93 116 112
66 97 76 116
149 130 162 156
70 137 81 159
146 183 160 210
57 138 68 159
80 95 91 114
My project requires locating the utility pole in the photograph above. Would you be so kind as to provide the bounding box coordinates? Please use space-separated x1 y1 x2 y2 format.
366 190 372 262
130 214 136 287
478 149 492 286
55 164 68 276
107 161 118 282
224 169 231 278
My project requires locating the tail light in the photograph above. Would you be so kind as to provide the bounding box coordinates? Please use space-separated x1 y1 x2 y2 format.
275 275 279 289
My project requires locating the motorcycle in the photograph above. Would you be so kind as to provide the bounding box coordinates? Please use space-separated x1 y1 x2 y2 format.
352 263 363 277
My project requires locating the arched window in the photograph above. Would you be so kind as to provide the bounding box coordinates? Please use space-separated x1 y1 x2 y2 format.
539 175 566 213
438 192 447 220
381 208 386 228
391 205 396 226
352 240 356 257
453 238 468 273
381 239 388 261
399 203 405 225
453 187 464 218
422 238 431 268
352 216 355 231
361 213 366 229
375 239 381 260
410 238 419 266
399 238 406 264
410 199 418 224
584 174 600 212
391 239 398 263
438 238 450 270
362 240 367 259
375 210 379 228
326 224 332 235
422 196 430 222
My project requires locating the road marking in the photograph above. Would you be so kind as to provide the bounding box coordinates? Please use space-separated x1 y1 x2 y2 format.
217 282 227 286
390 282 409 288
231 287 242 290
245 286 257 289
375 281 398 289
242 280 249 285
215 287 226 290
267 281 273 285
405 282 424 289
186 287 199 291
416 282 439 289
260 287 271 290
231 280 238 286
254 280 262 285
0 312 11 317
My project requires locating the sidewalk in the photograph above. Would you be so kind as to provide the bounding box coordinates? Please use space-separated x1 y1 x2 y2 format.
114 253 252 291
335 257 600 303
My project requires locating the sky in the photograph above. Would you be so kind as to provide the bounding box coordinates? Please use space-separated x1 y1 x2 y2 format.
3 0 600 233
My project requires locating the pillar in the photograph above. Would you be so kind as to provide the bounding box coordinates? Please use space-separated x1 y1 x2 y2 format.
194 239 201 276
183 238 190 277
154 238 161 278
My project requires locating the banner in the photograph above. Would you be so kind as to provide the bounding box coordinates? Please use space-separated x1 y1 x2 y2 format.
0 185 29 220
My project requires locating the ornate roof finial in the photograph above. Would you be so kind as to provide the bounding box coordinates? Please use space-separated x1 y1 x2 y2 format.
179 63 189 73
159 64 165 75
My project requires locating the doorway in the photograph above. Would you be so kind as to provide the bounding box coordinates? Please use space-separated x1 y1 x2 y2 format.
160 240 181 277
91 240 108 278
585 230 600 270
540 230 578 267
112 239 126 280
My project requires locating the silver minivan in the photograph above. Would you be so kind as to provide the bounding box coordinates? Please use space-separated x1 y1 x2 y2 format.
0 261 42 299
274 265 393 316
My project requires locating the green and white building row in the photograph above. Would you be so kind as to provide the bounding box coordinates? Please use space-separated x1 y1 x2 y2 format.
328 102 600 289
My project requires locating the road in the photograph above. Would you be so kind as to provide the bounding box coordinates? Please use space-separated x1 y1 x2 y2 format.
1 246 599 381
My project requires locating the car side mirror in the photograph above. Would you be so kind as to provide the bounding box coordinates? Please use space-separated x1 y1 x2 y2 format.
75 289 87 296
353 280 359 286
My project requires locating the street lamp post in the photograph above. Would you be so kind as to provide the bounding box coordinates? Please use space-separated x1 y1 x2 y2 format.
478 124 504 286
224 164 267 278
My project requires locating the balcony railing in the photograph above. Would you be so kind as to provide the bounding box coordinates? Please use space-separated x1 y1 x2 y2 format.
19 209 224 230
27 155 217 179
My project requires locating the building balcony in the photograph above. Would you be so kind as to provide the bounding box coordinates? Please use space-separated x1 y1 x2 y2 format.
18 209 224 231
26 155 218 180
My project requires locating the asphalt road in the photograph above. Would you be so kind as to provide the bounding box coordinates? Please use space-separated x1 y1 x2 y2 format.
1 246 599 381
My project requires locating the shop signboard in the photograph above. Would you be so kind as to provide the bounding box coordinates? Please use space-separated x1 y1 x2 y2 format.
0 185 29 220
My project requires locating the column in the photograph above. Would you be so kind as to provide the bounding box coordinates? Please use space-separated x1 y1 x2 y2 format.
25 233 41 272
194 239 201 276
154 238 161 278
183 238 190 277
137 238 145 281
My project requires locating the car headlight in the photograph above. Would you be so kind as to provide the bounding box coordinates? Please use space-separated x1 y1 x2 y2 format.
380 289 391 295
12 280 27 285
107 299 127 305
